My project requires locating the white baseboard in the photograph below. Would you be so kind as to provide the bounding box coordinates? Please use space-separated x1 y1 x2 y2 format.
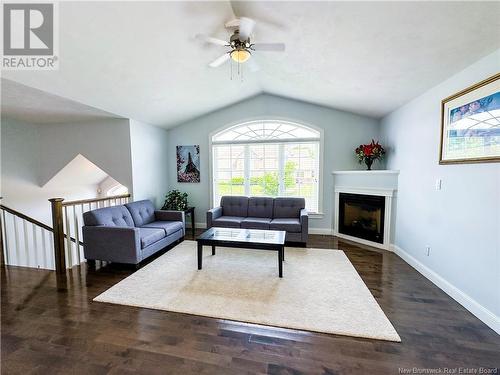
309 227 334 235
391 244 500 335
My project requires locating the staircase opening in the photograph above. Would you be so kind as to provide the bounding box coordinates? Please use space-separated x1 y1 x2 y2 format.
1 154 129 270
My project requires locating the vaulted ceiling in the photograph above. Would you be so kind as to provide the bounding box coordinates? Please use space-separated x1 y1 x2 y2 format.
1 79 121 124
2 1 499 128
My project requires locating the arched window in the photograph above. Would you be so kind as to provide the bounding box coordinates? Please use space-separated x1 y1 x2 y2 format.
211 120 321 213
106 184 128 197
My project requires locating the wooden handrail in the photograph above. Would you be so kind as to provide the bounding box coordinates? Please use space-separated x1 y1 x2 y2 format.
0 204 53 232
62 193 131 207
50 194 131 272
0 204 83 246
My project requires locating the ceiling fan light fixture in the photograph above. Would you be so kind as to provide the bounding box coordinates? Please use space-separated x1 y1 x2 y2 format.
230 49 251 63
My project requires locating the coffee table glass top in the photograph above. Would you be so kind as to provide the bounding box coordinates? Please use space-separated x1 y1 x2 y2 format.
197 227 285 245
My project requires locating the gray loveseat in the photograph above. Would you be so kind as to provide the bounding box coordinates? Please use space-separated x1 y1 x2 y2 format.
207 196 308 244
82 200 185 265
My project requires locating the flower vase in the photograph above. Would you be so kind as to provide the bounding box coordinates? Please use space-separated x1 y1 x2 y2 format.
365 157 373 170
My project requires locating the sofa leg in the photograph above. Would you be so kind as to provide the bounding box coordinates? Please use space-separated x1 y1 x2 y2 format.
86 259 96 269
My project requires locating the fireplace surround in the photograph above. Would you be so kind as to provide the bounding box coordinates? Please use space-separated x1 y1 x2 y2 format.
332 170 398 250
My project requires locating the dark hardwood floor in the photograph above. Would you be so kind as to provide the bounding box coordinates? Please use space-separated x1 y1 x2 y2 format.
2 232 499 374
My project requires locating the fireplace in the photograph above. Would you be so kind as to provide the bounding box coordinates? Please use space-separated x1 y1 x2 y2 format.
338 193 385 244
332 170 398 250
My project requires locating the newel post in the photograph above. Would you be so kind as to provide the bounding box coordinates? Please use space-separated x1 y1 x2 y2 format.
49 198 66 273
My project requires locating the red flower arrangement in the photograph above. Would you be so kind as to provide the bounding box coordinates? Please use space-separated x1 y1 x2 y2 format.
355 140 385 170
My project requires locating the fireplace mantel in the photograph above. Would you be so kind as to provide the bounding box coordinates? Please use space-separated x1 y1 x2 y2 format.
334 186 396 197
332 170 399 250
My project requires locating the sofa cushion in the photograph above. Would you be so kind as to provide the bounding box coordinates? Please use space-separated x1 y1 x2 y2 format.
270 218 302 233
212 216 244 228
126 200 156 227
142 221 184 236
241 217 271 230
138 227 165 249
247 197 274 218
273 197 305 219
221 196 248 217
83 206 135 227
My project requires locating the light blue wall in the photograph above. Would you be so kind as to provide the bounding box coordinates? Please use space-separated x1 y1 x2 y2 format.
37 118 133 189
380 50 500 324
1 118 132 225
130 119 169 207
166 94 380 231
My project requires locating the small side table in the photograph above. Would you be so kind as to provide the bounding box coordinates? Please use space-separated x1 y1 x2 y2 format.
184 207 195 237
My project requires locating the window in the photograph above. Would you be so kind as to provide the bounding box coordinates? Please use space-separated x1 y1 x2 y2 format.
106 184 128 197
212 121 321 213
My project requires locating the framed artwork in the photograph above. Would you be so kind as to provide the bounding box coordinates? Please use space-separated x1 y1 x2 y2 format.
440 73 500 164
177 145 200 182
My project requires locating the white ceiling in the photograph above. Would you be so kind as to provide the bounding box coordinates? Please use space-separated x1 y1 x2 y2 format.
2 1 499 128
1 78 121 123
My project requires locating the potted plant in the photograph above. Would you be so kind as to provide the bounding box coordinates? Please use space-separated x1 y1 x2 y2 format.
162 190 188 211
355 140 385 170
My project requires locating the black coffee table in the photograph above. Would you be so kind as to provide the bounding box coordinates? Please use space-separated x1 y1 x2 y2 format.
196 228 286 277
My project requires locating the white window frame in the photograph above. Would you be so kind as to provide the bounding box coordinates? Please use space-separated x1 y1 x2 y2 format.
106 184 128 197
209 119 324 215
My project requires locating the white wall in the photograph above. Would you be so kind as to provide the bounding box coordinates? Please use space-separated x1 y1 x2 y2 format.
1 119 108 269
1 117 170 220
1 117 169 269
380 50 500 332
98 175 127 198
167 94 380 231
130 119 169 207
37 118 133 189
1 119 101 225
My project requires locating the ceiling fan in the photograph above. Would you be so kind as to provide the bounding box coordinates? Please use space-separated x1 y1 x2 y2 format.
196 17 285 70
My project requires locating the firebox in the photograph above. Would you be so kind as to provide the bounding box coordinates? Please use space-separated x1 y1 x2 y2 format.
338 193 385 244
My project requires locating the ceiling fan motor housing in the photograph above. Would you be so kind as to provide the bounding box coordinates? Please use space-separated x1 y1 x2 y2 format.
230 31 250 49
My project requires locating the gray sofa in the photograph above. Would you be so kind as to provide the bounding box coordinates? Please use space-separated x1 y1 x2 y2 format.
82 200 185 265
207 196 308 244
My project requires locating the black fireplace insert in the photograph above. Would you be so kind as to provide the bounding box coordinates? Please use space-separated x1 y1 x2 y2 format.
338 193 385 244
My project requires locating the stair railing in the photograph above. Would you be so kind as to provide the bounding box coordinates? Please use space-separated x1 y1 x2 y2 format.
1 202 58 270
49 194 131 273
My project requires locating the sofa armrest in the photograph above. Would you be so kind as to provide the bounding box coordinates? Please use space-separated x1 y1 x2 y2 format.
155 210 185 223
300 209 308 243
207 206 222 228
82 226 141 264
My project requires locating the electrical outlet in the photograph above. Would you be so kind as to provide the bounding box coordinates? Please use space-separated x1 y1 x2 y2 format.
426 246 431 256
435 179 442 191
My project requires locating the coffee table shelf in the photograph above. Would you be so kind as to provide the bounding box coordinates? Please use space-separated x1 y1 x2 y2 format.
196 228 286 278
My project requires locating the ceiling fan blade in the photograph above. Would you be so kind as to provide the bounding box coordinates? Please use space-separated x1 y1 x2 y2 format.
208 53 230 68
252 43 285 51
238 17 256 40
195 34 228 46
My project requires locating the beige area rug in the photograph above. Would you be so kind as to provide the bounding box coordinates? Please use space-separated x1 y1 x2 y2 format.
94 240 401 342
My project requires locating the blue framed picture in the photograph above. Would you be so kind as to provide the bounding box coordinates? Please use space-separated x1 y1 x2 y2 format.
440 73 500 164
